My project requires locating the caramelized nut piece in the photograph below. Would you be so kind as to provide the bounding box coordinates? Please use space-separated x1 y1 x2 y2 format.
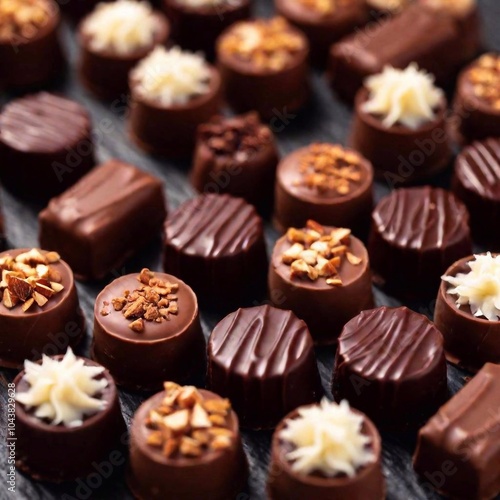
129 318 144 332
163 410 190 432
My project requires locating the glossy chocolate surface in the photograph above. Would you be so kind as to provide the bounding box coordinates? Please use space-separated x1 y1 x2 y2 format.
39 159 167 281
333 306 448 428
207 305 322 429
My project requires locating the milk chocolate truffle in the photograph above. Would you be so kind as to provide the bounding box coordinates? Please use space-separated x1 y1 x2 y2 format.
413 363 500 500
163 0 250 59
369 187 473 299
129 46 222 157
333 306 448 429
435 253 500 372
269 220 373 345
0 0 64 90
128 382 248 500
163 193 268 310
207 305 322 429
78 0 170 100
190 113 279 216
216 17 309 119
0 248 84 369
273 143 374 235
0 93 94 203
350 64 452 183
14 349 125 482
93 269 206 391
268 400 385 500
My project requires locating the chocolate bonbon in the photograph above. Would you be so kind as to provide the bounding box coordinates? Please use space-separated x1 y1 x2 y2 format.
39 159 167 281
207 305 322 429
333 306 448 428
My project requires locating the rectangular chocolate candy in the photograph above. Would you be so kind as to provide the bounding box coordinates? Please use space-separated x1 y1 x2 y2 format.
39 159 167 280
413 363 500 500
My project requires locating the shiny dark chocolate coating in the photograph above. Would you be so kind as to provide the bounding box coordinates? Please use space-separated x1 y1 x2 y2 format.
207 305 323 429
15 356 125 482
413 363 500 500
92 272 206 391
39 159 167 281
128 388 248 500
333 306 448 428
0 93 94 203
0 249 85 370
369 186 472 299
163 193 268 310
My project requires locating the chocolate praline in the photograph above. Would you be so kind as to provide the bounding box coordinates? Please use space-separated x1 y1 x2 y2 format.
92 271 206 391
333 306 448 429
369 186 472 299
207 305 323 429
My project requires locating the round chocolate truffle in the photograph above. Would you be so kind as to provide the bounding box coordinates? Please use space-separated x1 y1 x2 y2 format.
207 305 323 430
0 92 95 203
190 113 280 216
78 1 170 100
369 186 473 299
0 248 85 369
92 268 206 391
269 220 373 345
163 193 268 310
349 65 451 184
268 400 385 500
163 0 250 59
333 306 448 428
128 46 222 157
14 349 125 482
435 253 500 372
273 143 374 236
128 382 248 500
216 17 309 119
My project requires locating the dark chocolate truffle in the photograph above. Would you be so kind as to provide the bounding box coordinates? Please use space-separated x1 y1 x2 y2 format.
128 383 248 500
0 92 95 203
216 17 309 119
207 305 323 430
333 306 448 429
0 248 85 369
163 193 268 310
369 186 473 299
269 220 373 345
15 350 125 482
273 143 374 235
92 269 206 391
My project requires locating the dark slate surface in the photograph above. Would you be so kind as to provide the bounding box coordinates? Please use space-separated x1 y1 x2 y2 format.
1 0 499 499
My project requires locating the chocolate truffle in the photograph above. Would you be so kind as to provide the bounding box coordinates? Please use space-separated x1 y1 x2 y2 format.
92 269 206 391
273 143 374 235
0 0 64 90
39 159 167 281
268 400 385 500
435 253 500 372
190 113 279 216
163 0 250 59
163 193 268 310
0 248 85 369
216 17 309 119
128 382 248 500
413 363 500 500
333 306 448 429
0 93 95 203
128 46 222 157
208 305 322 429
350 64 452 183
78 0 170 100
15 349 125 482
369 187 473 299
269 220 373 345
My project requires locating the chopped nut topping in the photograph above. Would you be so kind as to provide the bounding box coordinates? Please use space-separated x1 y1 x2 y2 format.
298 0 351 15
282 220 362 286
145 382 235 458
469 53 500 110
423 0 475 17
